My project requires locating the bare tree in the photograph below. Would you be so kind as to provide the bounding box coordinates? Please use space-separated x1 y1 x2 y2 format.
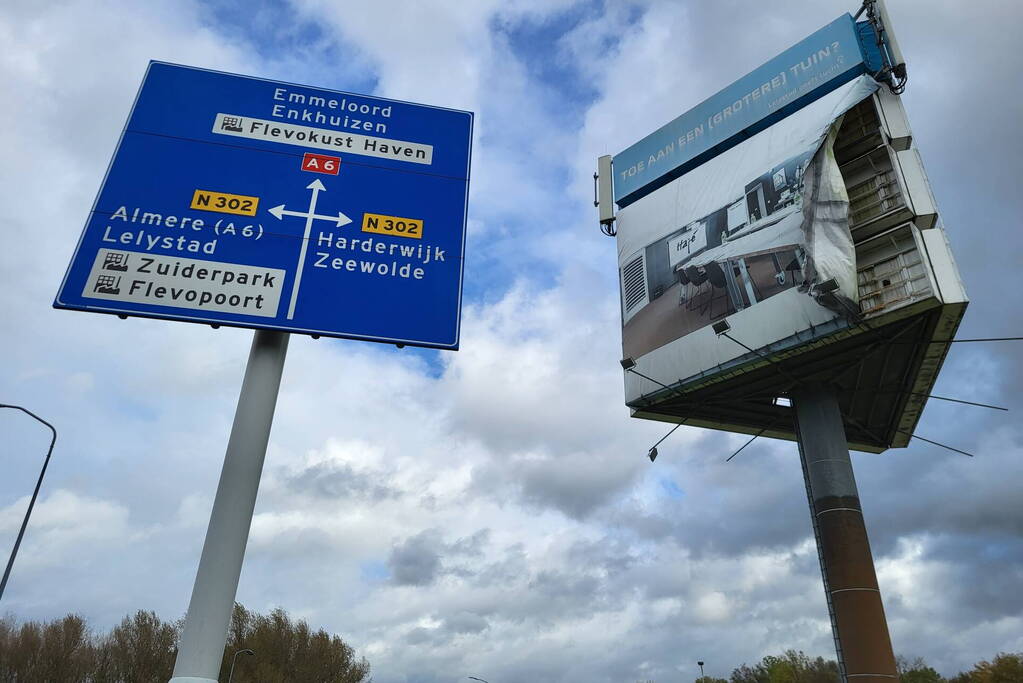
220 604 370 683
94 610 177 682
0 614 95 683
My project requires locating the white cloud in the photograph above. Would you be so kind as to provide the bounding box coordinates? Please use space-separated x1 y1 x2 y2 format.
1 1 1021 681
0 489 135 569
694 590 732 622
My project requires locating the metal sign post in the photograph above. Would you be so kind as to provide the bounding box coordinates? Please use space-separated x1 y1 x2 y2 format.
792 384 897 682
170 329 288 683
52 63 473 681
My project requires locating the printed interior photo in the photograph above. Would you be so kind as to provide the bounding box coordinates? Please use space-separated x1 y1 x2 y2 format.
620 149 815 360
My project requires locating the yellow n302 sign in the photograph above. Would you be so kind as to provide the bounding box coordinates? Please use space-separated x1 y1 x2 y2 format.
362 213 423 240
190 189 259 217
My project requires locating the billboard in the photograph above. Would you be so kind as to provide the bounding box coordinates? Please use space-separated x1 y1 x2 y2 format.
54 62 473 350
607 19 967 451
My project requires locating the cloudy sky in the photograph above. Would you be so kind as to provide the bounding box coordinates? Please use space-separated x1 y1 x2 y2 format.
2 1 1021 681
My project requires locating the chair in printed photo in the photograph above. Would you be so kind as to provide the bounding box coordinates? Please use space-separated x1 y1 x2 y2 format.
676 266 691 306
702 261 732 319
683 265 710 313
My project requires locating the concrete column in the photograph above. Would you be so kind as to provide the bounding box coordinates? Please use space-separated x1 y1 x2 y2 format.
792 383 898 682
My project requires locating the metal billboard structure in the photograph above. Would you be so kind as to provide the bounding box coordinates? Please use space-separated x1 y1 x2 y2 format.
601 12 963 454
617 80 965 453
596 2 963 681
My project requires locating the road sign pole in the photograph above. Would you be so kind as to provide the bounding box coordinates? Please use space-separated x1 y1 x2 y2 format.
792 384 898 683
170 329 289 683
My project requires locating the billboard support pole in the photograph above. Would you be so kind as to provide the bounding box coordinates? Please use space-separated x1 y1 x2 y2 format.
792 383 898 683
169 329 290 683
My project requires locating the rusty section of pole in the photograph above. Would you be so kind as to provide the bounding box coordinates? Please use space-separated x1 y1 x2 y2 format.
792 384 898 683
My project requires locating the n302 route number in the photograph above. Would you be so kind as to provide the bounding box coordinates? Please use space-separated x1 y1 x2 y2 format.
362 213 423 240
190 190 259 217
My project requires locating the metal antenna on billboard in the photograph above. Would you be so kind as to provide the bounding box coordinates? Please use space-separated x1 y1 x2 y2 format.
857 0 908 93
595 155 616 236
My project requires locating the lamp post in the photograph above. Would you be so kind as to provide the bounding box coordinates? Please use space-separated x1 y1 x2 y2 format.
698 660 705 679
228 648 254 683
0 404 57 602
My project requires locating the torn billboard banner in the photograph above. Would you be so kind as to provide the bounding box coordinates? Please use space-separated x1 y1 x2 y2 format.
616 75 878 391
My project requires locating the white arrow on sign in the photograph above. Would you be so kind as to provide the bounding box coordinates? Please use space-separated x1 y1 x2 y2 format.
270 179 354 320
267 197 352 227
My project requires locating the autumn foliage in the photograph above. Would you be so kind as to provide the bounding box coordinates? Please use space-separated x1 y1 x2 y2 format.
0 604 369 683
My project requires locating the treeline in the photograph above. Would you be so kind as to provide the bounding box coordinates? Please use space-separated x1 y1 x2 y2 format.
0 603 370 683
688 649 1023 682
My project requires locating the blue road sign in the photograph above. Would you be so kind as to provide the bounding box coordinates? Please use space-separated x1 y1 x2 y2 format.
55 62 473 349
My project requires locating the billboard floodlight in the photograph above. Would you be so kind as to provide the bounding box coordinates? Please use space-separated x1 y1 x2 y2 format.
620 357 637 370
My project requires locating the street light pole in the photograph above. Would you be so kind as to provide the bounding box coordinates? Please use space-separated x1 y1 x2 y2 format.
228 648 254 683
468 677 490 683
698 660 705 679
0 404 57 602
